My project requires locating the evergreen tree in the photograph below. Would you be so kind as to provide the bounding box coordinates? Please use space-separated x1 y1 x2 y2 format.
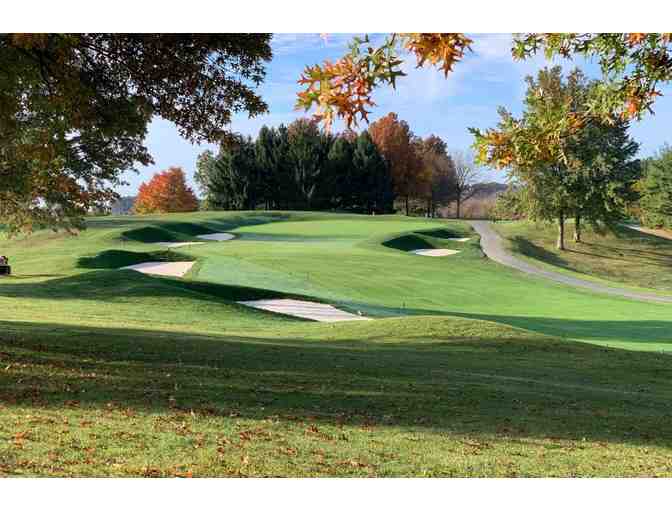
640 145 672 229
287 119 332 209
195 137 259 210
352 131 395 213
327 135 355 209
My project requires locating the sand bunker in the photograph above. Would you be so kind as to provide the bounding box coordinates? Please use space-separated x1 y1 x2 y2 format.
238 298 371 322
122 261 195 278
196 233 235 241
412 249 460 257
447 237 471 242
154 241 204 248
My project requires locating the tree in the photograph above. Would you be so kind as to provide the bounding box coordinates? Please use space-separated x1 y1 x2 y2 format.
1 33 272 234
473 66 642 249
352 131 395 213
368 113 423 215
450 150 482 219
639 145 672 229
327 135 356 209
492 185 526 221
134 167 198 214
296 33 672 130
472 67 590 250
415 135 457 217
287 119 332 209
565 119 641 242
255 126 281 210
195 137 259 211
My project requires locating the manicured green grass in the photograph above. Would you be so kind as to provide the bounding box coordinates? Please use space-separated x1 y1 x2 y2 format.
1 210 672 476
494 220 672 294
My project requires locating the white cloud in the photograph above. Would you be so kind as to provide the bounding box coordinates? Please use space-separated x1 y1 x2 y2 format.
270 33 357 56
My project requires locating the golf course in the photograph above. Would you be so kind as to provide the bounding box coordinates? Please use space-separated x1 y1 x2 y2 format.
1 211 672 476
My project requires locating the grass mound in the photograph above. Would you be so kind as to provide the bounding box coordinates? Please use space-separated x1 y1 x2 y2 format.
122 222 215 244
77 249 195 270
381 228 476 253
382 233 435 252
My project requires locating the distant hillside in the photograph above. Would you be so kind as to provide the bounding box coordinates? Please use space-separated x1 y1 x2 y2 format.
471 181 508 198
110 196 136 215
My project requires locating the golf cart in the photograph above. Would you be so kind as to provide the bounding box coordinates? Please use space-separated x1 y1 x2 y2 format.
0 255 10 276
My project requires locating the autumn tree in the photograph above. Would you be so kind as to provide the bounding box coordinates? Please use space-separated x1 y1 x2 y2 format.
134 167 198 214
1 33 272 235
471 67 589 249
369 113 423 215
473 66 641 249
414 135 457 217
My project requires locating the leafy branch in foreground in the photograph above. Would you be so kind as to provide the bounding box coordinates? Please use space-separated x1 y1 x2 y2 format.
1 34 272 235
297 32 672 130
295 33 473 129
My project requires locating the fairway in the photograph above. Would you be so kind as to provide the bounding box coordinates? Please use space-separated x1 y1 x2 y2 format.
1 211 672 476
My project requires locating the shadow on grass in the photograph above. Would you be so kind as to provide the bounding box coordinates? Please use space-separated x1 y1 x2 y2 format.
77 250 195 270
1 319 672 447
0 268 320 305
509 236 570 268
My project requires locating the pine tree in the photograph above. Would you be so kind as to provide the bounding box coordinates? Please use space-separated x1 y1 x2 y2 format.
640 146 672 229
353 131 395 213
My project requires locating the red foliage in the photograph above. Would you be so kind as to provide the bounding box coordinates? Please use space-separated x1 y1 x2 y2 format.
134 167 199 214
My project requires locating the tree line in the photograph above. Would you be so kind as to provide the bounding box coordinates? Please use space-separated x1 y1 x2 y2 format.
193 115 482 218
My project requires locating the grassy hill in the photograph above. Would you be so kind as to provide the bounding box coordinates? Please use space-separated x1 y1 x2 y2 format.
494 220 672 294
1 211 671 476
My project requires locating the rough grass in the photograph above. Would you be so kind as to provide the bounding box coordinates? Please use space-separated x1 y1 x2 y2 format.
1 211 672 476
2 317 672 477
494 220 672 293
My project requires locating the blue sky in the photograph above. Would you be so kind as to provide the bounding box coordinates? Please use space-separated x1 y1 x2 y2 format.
117 33 672 195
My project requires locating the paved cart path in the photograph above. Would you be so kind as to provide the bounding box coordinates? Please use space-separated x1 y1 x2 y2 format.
469 221 672 304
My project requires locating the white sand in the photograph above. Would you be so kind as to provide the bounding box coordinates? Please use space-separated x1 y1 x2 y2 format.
196 233 235 241
446 237 471 242
238 298 371 322
412 249 460 257
154 241 205 248
121 261 195 278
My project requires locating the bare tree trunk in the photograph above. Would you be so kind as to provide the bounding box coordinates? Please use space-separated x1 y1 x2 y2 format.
557 210 566 250
456 196 461 219
405 195 409 216
573 214 582 243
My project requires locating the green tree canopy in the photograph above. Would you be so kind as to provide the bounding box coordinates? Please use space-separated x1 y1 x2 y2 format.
473 66 640 249
1 33 272 234
639 145 672 229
